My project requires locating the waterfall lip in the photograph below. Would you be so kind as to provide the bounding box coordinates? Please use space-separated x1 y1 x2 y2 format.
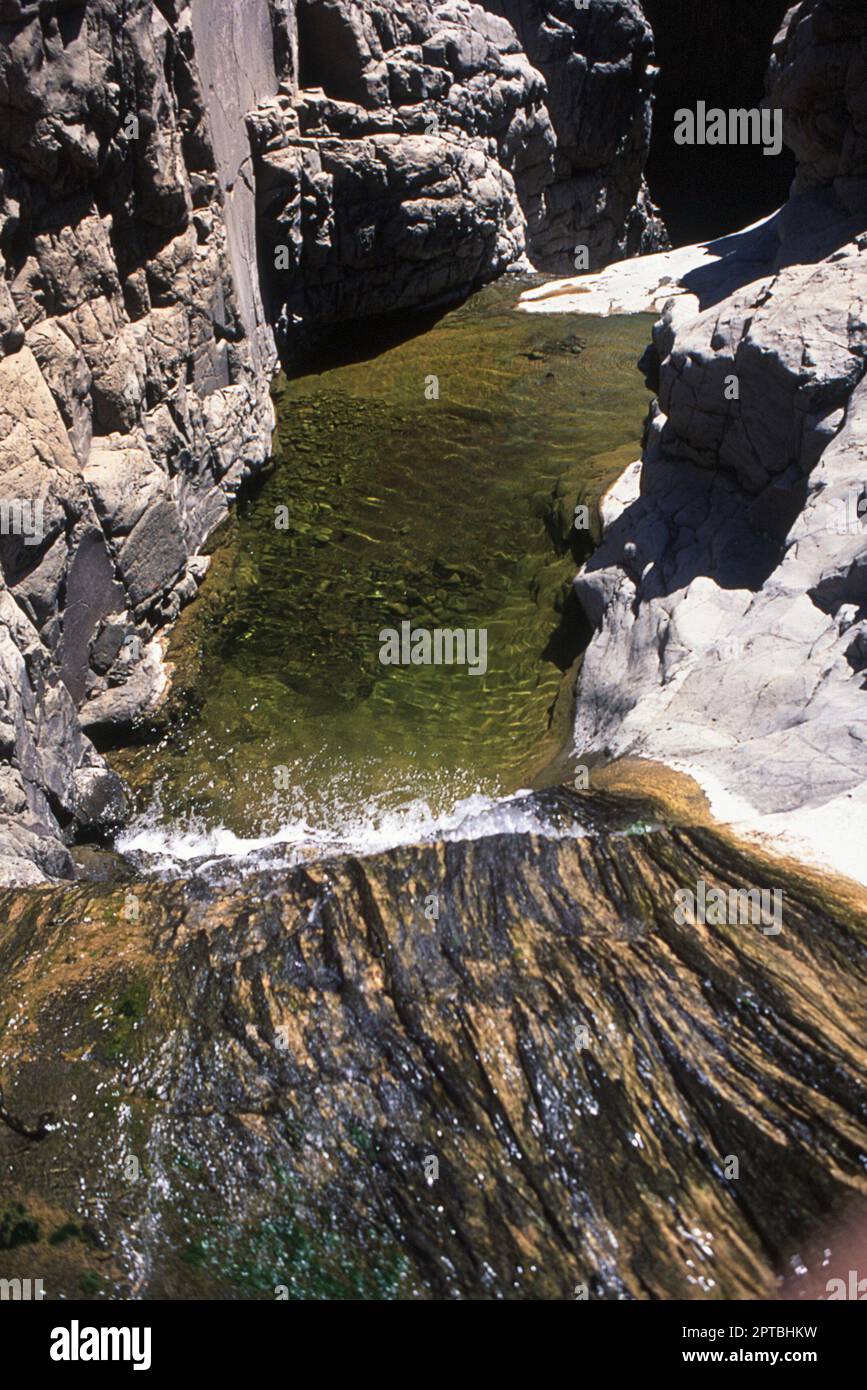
115 786 607 882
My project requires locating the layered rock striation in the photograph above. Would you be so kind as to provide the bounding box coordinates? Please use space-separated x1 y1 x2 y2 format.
2 800 866 1298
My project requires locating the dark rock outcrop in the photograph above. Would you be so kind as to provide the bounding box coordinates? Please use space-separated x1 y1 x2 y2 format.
769 0 867 217
482 0 667 264
2 798 866 1299
252 0 667 349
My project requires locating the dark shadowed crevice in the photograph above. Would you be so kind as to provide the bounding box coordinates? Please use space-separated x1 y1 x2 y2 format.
642 0 794 245
297 0 369 103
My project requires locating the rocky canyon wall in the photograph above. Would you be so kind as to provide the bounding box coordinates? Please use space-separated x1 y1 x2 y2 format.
572 0 867 883
251 0 667 353
0 0 666 882
0 0 283 882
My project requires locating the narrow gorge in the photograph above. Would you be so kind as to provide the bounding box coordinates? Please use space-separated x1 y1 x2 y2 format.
1 0 866 1315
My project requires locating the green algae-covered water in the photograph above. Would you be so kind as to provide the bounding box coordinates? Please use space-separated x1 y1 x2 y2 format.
116 284 653 865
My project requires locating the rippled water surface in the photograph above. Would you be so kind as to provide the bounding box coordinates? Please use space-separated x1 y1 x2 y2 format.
113 284 653 869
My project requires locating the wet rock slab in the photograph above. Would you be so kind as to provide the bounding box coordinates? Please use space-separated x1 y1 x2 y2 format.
1 795 866 1299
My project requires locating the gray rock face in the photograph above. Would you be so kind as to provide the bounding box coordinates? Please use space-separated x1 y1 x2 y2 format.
769 0 867 217
0 0 280 879
571 0 867 878
481 0 667 265
252 0 667 347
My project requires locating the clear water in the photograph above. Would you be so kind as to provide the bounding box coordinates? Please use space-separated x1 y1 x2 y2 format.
113 283 653 872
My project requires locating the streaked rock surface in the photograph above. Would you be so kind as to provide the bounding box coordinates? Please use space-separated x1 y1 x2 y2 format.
2 792 866 1299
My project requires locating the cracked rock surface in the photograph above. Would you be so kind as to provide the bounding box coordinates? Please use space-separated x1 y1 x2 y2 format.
0 0 283 881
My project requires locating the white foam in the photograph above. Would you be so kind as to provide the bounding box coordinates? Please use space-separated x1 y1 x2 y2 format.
116 786 587 878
